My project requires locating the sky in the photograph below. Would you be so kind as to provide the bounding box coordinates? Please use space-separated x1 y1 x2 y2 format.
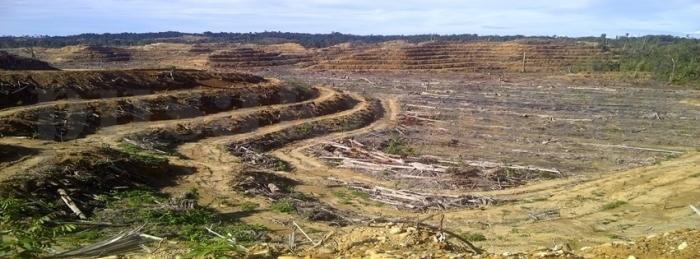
0 0 699 38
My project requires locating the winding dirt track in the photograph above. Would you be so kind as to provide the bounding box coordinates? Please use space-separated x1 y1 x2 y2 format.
166 90 385 193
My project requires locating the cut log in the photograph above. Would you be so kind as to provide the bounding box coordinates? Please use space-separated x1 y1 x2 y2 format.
58 189 87 220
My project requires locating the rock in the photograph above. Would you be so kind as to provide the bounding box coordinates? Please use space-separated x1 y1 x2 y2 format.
406 227 418 233
678 241 688 250
583 254 596 259
627 256 636 259
580 246 592 251
398 232 411 239
366 249 379 256
471 255 483 259
389 227 404 234
277 256 301 259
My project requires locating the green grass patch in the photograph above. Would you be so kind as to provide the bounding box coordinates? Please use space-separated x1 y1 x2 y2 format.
602 200 627 210
101 143 167 166
462 233 487 242
239 201 260 211
271 198 296 214
385 135 415 155
605 233 623 239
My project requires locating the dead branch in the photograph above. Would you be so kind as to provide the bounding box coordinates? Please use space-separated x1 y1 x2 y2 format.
293 221 319 246
306 229 337 251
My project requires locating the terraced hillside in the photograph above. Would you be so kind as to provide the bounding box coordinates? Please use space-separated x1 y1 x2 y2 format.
208 47 313 68
64 45 131 63
4 40 606 73
310 40 603 72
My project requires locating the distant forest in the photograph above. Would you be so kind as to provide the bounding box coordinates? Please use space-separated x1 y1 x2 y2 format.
0 31 603 49
1 31 698 84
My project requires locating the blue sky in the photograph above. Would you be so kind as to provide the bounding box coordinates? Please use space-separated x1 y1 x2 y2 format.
1 0 698 37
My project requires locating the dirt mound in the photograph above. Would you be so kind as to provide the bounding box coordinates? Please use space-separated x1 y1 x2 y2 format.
0 51 58 70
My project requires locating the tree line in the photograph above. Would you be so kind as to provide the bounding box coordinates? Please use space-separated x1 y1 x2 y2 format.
579 34 700 84
0 31 544 49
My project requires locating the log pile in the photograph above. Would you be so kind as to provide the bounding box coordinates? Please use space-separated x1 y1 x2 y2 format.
328 179 498 211
311 136 563 190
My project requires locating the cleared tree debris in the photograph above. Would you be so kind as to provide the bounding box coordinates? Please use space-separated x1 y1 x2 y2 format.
310 134 564 190
48 225 153 258
328 178 499 211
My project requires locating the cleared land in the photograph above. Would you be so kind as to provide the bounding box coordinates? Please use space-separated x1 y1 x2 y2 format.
1 42 699 259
